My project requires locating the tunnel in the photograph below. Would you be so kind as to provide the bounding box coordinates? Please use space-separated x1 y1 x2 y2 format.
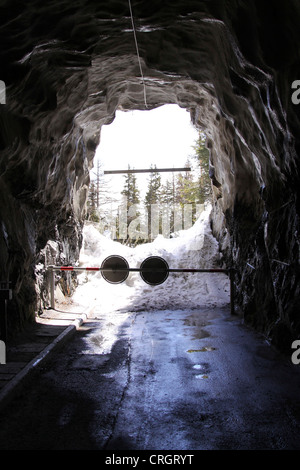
0 0 299 354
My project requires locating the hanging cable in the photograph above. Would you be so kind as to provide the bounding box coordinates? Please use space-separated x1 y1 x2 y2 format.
128 0 148 108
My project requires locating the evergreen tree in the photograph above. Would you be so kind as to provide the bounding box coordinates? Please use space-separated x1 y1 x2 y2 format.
86 181 99 222
120 165 141 244
87 159 119 234
192 132 212 203
175 158 197 206
160 176 176 234
160 178 175 206
144 164 161 240
121 165 140 206
144 164 161 207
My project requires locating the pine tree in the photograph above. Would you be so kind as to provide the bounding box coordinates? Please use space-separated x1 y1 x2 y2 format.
86 181 99 222
160 179 173 205
87 160 119 234
144 164 161 240
120 165 141 244
175 158 196 206
192 132 212 203
160 177 176 234
144 164 161 207
121 165 140 206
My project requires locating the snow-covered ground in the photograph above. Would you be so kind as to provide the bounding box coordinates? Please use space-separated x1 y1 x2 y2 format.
70 206 230 314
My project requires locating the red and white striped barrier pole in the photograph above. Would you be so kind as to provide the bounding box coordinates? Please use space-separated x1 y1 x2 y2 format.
47 264 234 314
48 265 229 273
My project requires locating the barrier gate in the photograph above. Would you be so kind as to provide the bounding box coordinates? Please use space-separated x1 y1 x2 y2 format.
48 255 235 315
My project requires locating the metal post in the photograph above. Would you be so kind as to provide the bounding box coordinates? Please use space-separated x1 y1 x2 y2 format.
0 299 7 343
0 282 12 342
49 267 55 310
104 167 191 175
229 268 235 315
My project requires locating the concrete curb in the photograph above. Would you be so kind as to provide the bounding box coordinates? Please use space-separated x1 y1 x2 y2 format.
0 311 88 412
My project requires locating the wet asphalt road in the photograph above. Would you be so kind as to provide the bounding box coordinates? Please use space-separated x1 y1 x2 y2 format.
0 306 300 450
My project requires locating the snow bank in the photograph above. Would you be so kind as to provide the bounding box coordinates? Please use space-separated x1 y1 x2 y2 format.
71 206 230 314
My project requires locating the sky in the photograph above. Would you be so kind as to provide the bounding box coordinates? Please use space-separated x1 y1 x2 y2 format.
93 104 199 202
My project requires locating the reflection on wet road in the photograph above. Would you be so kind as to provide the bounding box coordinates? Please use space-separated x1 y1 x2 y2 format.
0 306 300 450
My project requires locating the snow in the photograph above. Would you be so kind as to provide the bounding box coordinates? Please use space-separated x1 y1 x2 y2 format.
71 205 230 315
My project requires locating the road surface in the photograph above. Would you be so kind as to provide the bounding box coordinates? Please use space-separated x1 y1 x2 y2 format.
0 305 300 450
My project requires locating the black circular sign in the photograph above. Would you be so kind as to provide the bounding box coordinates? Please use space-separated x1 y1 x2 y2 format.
140 256 169 286
101 255 129 284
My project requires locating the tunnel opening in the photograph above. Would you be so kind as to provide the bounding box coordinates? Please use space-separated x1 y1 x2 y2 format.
57 103 231 317
86 104 209 245
0 0 299 354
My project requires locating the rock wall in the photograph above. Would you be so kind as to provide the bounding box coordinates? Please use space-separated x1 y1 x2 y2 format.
0 0 299 351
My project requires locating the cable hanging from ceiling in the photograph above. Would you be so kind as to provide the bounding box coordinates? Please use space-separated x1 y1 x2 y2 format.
128 0 148 109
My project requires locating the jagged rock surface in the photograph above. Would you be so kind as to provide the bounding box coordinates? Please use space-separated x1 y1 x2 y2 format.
0 0 299 351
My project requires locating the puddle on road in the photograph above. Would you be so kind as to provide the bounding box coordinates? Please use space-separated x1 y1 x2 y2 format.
187 347 216 353
190 329 210 340
183 310 217 340
184 310 219 327
193 364 210 379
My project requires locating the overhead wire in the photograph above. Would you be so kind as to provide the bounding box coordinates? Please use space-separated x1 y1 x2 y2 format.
128 0 148 109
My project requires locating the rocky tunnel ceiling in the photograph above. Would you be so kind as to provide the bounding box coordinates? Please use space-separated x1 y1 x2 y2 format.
0 0 299 352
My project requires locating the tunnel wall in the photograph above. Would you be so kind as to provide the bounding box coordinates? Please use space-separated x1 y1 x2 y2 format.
0 0 299 351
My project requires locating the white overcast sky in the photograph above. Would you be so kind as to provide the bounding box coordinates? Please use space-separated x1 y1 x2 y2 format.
94 104 199 200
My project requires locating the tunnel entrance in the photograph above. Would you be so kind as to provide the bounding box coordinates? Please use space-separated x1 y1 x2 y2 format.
59 104 232 315
85 104 210 246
